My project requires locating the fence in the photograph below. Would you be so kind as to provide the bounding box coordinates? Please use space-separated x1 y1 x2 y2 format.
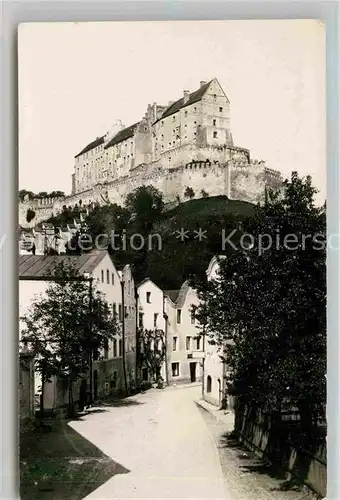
235 404 326 498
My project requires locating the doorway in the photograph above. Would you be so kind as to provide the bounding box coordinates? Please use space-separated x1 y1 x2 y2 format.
190 362 197 383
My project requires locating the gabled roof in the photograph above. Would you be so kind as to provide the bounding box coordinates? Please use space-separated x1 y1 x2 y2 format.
206 255 226 278
19 250 108 279
104 122 139 149
75 135 105 158
164 289 180 303
154 80 213 123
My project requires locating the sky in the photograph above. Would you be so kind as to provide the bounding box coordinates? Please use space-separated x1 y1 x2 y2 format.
19 20 326 203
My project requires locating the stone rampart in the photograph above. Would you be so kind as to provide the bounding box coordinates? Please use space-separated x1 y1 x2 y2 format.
19 158 282 228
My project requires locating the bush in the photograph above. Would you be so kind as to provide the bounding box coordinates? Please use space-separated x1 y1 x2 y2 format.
26 208 36 223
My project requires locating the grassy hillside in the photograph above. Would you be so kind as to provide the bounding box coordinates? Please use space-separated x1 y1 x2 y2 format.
45 196 256 289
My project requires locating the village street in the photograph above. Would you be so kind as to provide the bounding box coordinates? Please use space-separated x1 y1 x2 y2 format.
66 385 315 500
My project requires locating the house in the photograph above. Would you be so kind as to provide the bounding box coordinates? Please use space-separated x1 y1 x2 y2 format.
136 278 167 383
164 281 204 385
202 256 228 407
19 250 134 412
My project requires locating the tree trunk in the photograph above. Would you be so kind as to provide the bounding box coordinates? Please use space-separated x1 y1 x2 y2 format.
68 379 74 417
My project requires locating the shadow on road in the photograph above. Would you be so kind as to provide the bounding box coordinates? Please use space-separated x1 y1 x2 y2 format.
219 432 313 495
20 418 130 500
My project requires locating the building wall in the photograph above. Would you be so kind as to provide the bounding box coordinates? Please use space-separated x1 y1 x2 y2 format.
165 285 204 385
137 280 167 381
19 253 136 408
202 257 226 407
121 265 137 385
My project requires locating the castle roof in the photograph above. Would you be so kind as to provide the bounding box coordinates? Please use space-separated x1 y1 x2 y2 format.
154 80 213 123
104 122 140 149
75 135 105 158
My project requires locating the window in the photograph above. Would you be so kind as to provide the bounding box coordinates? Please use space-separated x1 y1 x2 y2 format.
112 303 117 317
119 304 122 321
207 375 212 393
119 339 122 356
113 338 117 357
213 131 218 138
139 312 144 328
104 339 109 359
191 310 195 324
177 309 182 324
172 363 179 377
106 269 110 284
196 337 201 350
124 305 128 317
101 270 104 282
219 107 223 112
194 107 197 113
186 336 191 350
213 119 216 126
184 110 187 117
154 313 158 328
146 292 151 303
112 273 114 285
213 93 217 100
173 337 178 351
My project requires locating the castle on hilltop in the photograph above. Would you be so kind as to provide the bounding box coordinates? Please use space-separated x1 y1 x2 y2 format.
19 78 282 229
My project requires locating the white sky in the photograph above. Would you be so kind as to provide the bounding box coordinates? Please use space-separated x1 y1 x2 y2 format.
19 20 326 203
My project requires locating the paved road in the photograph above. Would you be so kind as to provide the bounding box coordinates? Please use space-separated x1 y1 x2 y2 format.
70 385 228 500
69 385 316 500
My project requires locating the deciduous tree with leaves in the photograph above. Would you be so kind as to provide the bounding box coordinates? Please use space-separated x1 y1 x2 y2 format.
194 172 326 444
20 262 119 417
138 328 166 386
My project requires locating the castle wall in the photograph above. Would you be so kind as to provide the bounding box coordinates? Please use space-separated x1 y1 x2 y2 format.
19 159 278 228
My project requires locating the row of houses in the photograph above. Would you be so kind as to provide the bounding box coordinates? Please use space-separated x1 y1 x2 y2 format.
19 249 225 417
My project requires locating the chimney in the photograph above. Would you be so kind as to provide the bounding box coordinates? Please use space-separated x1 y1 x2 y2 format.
200 80 207 88
183 90 190 104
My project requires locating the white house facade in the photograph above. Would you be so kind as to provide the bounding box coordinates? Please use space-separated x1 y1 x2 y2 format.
164 281 204 385
202 255 228 407
19 250 134 412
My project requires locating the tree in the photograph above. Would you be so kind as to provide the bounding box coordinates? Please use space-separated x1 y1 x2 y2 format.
201 189 209 198
194 172 326 440
138 328 166 386
26 208 36 223
125 185 164 231
184 187 195 200
20 262 118 417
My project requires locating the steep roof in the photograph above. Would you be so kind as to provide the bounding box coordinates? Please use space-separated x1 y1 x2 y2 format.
154 80 213 123
75 135 105 158
19 250 108 279
104 122 140 149
164 289 180 303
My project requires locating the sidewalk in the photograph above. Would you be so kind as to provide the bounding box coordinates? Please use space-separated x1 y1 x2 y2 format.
195 397 235 433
